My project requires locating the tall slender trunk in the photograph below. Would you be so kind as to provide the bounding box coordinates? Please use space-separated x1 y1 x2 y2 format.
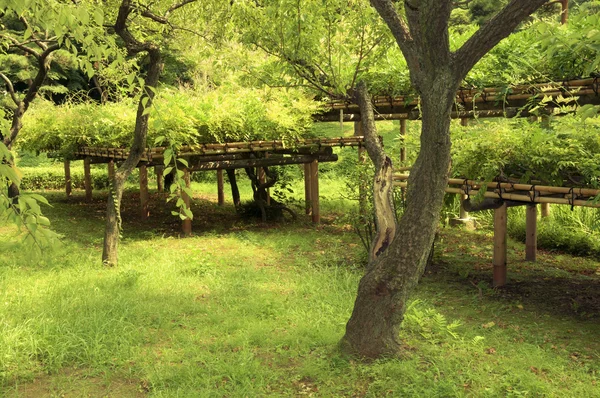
342 75 457 358
226 169 241 208
102 48 162 266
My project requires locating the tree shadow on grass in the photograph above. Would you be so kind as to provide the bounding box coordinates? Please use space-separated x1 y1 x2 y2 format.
42 189 332 247
429 228 600 321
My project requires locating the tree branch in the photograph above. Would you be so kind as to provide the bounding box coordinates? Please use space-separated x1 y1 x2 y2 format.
167 0 198 15
0 35 41 58
369 0 417 70
0 72 21 106
453 0 550 80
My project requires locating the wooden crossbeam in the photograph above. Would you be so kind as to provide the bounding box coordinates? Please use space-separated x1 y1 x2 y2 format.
71 137 364 163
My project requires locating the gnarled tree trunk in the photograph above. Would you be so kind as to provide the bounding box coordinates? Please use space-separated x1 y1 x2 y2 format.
342 0 549 358
342 74 457 358
102 48 162 266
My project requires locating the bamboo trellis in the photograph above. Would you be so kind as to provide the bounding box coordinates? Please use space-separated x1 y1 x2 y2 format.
393 174 600 208
393 172 599 287
73 136 365 162
318 77 600 121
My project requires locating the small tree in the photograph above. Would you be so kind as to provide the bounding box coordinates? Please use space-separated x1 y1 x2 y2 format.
102 0 231 265
0 1 111 197
341 0 551 358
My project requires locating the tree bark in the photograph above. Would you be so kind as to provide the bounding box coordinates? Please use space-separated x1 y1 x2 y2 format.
102 48 161 265
354 82 397 262
102 2 164 265
343 0 550 358
342 74 456 358
226 169 241 208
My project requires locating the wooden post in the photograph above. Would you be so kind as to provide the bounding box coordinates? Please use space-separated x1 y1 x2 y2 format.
399 119 407 164
139 164 149 220
304 163 312 215
83 157 92 202
525 204 537 262
64 160 72 198
217 169 225 206
310 159 320 223
155 166 164 193
493 203 508 287
541 203 551 218
182 169 192 236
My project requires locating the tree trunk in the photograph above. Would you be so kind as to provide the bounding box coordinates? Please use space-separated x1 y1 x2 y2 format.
342 75 456 358
353 82 397 262
102 176 125 265
102 47 162 266
226 169 241 208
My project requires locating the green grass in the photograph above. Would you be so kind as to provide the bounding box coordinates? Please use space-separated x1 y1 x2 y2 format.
1 182 599 397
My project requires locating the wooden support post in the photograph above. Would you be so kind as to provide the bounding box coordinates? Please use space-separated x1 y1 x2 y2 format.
156 166 164 193
304 163 312 215
525 204 537 262
83 157 92 202
460 117 468 127
139 164 149 220
541 203 551 218
310 159 320 223
217 169 225 206
64 160 72 198
399 119 407 164
493 203 508 287
459 194 469 219
182 169 192 236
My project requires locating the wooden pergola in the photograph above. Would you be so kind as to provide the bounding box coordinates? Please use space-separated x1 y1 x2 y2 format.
317 77 600 122
62 137 366 233
394 173 600 287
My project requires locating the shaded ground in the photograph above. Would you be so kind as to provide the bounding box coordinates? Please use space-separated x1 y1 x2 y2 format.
434 226 600 320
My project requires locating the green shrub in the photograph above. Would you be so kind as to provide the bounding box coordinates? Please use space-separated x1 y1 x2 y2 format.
507 207 600 257
18 166 141 191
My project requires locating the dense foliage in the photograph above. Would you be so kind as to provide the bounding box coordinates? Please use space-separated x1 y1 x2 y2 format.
17 87 321 156
451 115 600 187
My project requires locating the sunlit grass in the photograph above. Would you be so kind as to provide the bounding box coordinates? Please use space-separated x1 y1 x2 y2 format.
1 185 599 396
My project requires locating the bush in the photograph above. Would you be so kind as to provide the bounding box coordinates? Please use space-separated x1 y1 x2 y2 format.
507 207 600 257
18 165 141 191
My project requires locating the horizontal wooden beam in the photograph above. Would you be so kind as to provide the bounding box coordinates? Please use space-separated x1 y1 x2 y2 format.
395 182 600 208
188 154 338 171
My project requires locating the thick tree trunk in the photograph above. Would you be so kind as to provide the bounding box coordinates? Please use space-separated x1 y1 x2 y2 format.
342 75 457 358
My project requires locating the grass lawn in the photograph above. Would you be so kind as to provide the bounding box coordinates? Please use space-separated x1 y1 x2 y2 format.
1 176 599 397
